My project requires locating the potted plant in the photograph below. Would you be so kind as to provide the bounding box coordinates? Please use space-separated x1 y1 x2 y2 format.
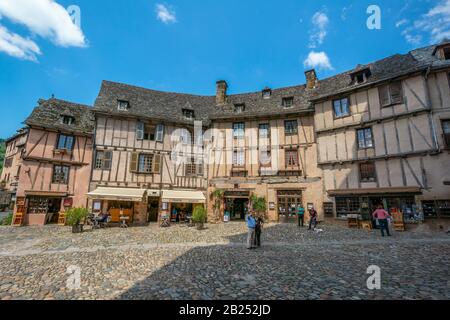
251 194 267 220
65 207 88 233
192 206 207 230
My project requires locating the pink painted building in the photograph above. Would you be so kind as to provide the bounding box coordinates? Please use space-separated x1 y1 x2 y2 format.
13 98 94 226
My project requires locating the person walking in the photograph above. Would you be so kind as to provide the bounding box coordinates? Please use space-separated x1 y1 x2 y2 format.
254 215 264 247
245 212 257 249
372 205 392 237
297 204 305 227
308 206 317 231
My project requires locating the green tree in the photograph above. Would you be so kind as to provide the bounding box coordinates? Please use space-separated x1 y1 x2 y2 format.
0 139 5 175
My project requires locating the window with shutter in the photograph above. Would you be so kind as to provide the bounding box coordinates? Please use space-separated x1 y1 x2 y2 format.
136 122 144 140
95 150 112 170
197 162 204 175
153 154 162 173
103 151 112 170
389 81 404 104
285 149 299 167
379 81 404 107
130 152 138 172
379 85 390 107
156 124 164 142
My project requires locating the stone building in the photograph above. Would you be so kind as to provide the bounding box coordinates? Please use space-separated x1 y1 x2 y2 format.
12 99 94 225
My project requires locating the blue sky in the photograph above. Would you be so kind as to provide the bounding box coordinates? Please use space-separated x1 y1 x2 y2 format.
0 0 449 138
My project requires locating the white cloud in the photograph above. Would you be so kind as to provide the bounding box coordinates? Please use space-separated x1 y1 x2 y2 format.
341 5 352 21
156 4 177 24
395 19 408 28
308 11 329 48
0 0 86 47
0 25 41 61
303 51 333 71
399 0 450 44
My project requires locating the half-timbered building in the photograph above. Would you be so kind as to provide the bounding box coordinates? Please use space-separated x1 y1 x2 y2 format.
12 99 94 225
7 41 450 226
0 127 28 210
87 81 210 224
311 42 450 220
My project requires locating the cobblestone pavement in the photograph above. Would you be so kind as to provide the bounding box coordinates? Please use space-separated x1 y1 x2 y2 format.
0 222 449 300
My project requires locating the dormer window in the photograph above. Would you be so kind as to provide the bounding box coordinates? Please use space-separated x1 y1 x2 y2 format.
61 115 75 125
118 100 129 111
443 47 450 60
182 109 195 120
262 88 272 99
234 104 245 114
351 68 371 84
282 97 294 108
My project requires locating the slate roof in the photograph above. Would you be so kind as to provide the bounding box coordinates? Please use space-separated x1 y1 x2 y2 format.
310 41 450 102
25 98 94 135
93 81 216 125
92 42 450 122
209 84 315 120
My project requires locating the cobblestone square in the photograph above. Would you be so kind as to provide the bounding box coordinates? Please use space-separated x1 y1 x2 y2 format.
0 222 449 300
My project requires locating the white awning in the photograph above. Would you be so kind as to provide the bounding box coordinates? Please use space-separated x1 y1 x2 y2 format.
161 190 206 204
87 187 147 202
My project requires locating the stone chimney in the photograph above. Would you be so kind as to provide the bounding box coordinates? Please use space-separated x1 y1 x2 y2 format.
216 80 228 105
305 69 318 89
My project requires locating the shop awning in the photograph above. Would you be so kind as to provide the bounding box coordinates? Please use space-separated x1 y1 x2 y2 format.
87 187 146 202
25 191 68 197
161 190 206 204
327 187 422 196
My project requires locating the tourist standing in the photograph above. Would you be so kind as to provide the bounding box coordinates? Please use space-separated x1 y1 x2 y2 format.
246 212 257 249
254 215 264 247
372 205 392 237
308 206 317 231
297 204 305 227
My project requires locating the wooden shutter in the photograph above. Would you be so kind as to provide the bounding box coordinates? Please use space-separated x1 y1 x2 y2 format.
389 81 404 104
130 152 139 172
378 85 390 107
153 154 162 173
104 151 113 170
197 162 204 176
136 122 144 140
156 124 164 142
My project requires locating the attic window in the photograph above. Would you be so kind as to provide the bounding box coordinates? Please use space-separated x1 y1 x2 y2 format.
351 68 371 84
61 115 75 125
443 47 450 60
118 100 129 111
262 88 272 99
182 109 195 119
282 97 294 108
234 104 245 114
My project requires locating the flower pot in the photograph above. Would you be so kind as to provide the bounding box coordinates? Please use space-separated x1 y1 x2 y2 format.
196 222 204 230
72 224 83 233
